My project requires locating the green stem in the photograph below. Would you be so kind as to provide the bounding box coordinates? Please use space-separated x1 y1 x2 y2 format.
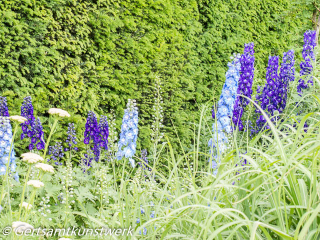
18 165 32 220
43 118 59 160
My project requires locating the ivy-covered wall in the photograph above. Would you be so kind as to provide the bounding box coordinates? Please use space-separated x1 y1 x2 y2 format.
0 0 313 151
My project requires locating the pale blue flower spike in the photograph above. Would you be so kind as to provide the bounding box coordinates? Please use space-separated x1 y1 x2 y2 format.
0 117 19 181
209 54 241 175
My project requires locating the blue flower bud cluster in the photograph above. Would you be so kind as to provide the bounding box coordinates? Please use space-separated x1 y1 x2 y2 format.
232 43 255 131
255 56 280 129
0 97 9 117
139 149 151 175
65 123 78 152
208 54 241 175
84 112 109 162
0 117 19 181
48 141 64 165
21 96 45 150
116 99 139 168
297 30 316 94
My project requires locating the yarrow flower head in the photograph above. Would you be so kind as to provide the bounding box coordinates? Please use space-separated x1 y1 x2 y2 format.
21 152 43 164
297 30 316 94
116 99 139 167
35 163 54 173
20 202 32 210
21 96 45 150
27 180 44 188
232 43 255 131
48 108 70 118
0 117 19 181
208 53 241 175
12 221 34 234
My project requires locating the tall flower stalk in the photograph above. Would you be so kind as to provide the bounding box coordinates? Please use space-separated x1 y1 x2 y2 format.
232 43 255 131
209 54 241 175
116 99 139 168
297 30 316 94
151 76 164 160
84 111 101 162
21 96 45 150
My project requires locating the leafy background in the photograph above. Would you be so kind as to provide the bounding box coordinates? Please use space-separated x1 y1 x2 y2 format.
0 0 315 152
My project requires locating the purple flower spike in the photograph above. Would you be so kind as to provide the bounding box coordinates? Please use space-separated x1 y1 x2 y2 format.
297 30 316 94
232 43 255 131
98 115 109 150
0 97 9 117
84 111 100 161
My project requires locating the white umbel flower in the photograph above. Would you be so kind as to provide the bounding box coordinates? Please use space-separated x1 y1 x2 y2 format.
48 108 70 118
27 180 44 188
35 163 54 173
9 115 28 123
20 202 32 210
12 221 34 233
21 153 43 164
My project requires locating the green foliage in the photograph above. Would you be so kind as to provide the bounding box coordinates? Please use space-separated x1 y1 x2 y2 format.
0 0 314 153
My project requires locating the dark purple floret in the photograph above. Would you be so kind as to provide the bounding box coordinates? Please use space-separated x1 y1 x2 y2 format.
34 117 45 150
21 96 35 141
0 97 9 117
232 43 255 131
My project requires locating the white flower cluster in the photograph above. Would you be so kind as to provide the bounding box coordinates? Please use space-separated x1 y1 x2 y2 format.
38 196 52 220
27 180 44 188
21 152 43 164
48 108 70 118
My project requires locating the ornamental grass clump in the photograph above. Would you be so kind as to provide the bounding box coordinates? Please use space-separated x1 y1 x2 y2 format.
232 43 255 131
209 54 241 174
117 99 139 167
297 30 316 94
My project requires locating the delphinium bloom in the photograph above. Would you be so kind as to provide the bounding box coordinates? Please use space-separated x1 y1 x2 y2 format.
47 142 64 166
255 56 280 130
65 123 78 152
208 54 241 175
98 115 109 150
21 96 45 150
278 50 295 111
0 97 9 117
84 111 101 161
297 30 316 94
116 99 139 167
0 117 19 181
232 43 255 131
255 51 295 131
139 149 151 175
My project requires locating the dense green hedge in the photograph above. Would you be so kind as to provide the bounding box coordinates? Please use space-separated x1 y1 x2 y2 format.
0 0 313 152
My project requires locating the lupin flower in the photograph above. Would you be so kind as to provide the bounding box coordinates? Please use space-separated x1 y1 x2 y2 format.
116 99 139 167
47 142 64 165
0 117 19 181
232 43 255 131
84 111 101 161
65 123 78 151
208 54 241 175
21 96 45 150
297 30 316 94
